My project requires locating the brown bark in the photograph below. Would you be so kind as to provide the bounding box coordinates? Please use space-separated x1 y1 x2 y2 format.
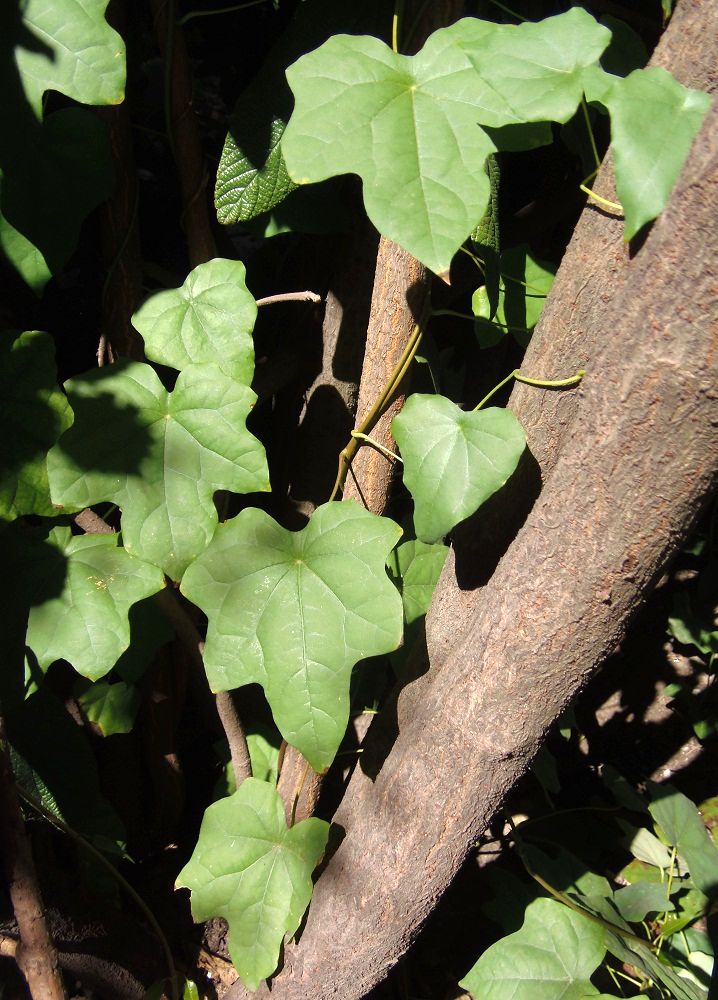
0 716 67 1000
225 11 718 999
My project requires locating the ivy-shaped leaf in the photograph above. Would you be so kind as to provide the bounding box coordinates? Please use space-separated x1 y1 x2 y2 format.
177 777 329 992
473 246 556 349
181 501 403 771
282 10 609 276
648 785 718 899
25 527 165 680
4 0 125 118
0 330 72 519
460 897 606 1000
388 540 449 625
586 67 711 240
47 360 270 581
75 678 140 736
392 395 526 544
131 259 257 383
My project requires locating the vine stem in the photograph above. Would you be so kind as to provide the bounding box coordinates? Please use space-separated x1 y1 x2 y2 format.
392 0 404 53
178 0 268 26
15 786 180 1000
474 368 585 411
255 291 322 307
328 301 429 502
350 431 402 463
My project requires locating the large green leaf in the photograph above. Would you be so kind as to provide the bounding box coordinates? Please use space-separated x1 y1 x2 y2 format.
648 786 718 899
131 260 257 383
460 897 606 999
4 0 125 118
0 330 72 518
282 11 609 275
392 395 526 543
0 107 115 291
47 360 270 580
586 66 710 240
181 501 403 771
177 777 329 991
25 527 165 680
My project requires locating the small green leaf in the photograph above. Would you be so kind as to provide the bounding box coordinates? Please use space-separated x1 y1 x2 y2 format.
247 726 281 785
593 67 710 240
473 246 555 348
25 528 165 680
613 881 674 922
47 360 270 581
389 539 449 625
648 785 718 898
460 897 606 999
668 593 718 656
132 260 257 383
0 330 72 519
392 395 526 544
181 501 403 771
75 678 140 736
177 777 329 992
4 0 125 118
617 819 674 869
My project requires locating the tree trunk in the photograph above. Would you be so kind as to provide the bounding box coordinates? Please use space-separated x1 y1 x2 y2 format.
226 3 718 998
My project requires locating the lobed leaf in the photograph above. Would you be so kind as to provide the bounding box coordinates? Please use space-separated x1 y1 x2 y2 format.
181 501 403 771
0 330 72 519
392 395 526 544
460 897 606 999
25 527 165 680
47 360 270 581
177 778 329 991
132 259 257 383
75 678 140 736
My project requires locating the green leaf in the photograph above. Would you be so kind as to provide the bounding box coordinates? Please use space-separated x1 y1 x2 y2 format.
247 726 281 785
590 67 710 240
75 678 140 736
0 108 115 291
0 330 72 518
392 395 526 544
613 881 674 922
648 786 718 898
388 539 449 625
25 527 165 680
617 819 674 869
668 593 718 656
4 0 125 118
131 260 257 383
460 897 605 1000
473 246 555 348
282 11 608 275
47 360 270 581
177 777 329 992
181 501 403 771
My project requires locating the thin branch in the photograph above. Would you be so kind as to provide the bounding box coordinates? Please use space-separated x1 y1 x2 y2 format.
0 715 67 1000
255 291 322 307
72 509 115 535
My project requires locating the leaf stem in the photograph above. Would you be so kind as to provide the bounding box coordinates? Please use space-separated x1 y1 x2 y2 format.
255 291 322 307
178 0 268 26
485 0 527 21
16 787 180 1000
474 368 585 411
581 97 602 174
392 0 404 53
350 431 402 464
580 183 624 214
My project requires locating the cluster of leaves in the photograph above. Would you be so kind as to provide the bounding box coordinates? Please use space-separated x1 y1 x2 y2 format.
1 0 711 995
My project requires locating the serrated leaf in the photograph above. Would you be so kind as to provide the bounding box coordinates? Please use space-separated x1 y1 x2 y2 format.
648 786 718 898
392 395 526 543
75 678 140 735
181 501 403 771
590 67 710 240
0 330 72 518
47 360 270 581
177 777 329 991
460 897 606 1000
283 10 608 276
4 0 125 118
388 539 448 625
0 108 115 291
613 881 674 922
132 260 257 383
25 527 165 680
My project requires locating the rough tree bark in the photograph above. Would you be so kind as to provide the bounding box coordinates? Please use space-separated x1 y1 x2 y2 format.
225 4 718 998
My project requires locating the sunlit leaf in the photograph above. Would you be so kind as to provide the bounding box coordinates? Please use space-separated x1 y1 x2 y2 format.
388 539 448 625
75 678 140 736
47 360 270 581
0 330 71 518
613 882 674 922
392 395 525 543
177 777 329 991
648 785 718 899
132 259 257 383
25 527 165 680
181 501 403 771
